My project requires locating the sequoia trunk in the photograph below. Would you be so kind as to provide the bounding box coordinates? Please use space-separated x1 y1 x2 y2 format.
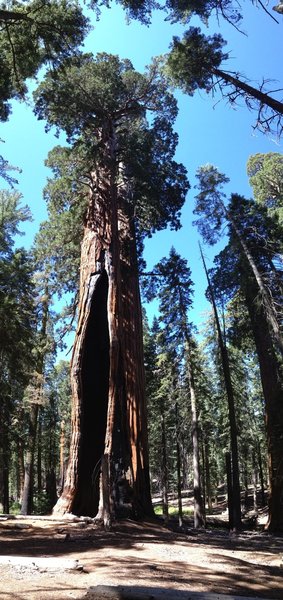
53 124 152 520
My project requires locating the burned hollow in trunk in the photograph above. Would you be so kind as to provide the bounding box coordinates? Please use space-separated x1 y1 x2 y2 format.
72 270 110 517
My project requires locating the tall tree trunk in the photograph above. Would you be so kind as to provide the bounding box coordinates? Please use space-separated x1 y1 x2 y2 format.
204 439 212 510
59 420 66 494
225 451 234 531
177 288 205 528
161 411 169 523
175 402 183 528
252 451 258 518
37 410 42 496
17 435 25 503
244 280 283 532
186 346 205 527
53 123 152 521
200 244 242 531
21 403 39 515
21 286 49 515
213 68 283 116
243 445 249 510
257 442 266 507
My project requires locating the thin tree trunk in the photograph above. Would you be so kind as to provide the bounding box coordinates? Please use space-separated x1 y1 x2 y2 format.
186 350 205 527
213 68 283 116
175 402 183 528
177 289 205 528
257 443 266 507
161 411 169 523
37 410 42 496
225 451 234 531
252 451 258 517
204 439 212 510
17 435 25 503
59 420 66 494
200 244 242 531
243 445 249 510
21 403 39 515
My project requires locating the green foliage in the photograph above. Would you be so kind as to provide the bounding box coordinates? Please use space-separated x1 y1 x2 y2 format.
0 154 21 186
0 190 32 254
143 247 194 348
33 54 188 299
0 0 89 120
0 190 37 509
166 27 228 95
193 165 229 245
34 53 177 139
247 153 283 224
34 145 88 297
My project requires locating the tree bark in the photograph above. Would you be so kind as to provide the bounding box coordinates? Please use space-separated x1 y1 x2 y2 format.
244 281 283 532
213 68 283 116
53 123 152 520
175 402 183 528
161 411 169 522
186 346 205 527
225 451 234 531
21 402 39 515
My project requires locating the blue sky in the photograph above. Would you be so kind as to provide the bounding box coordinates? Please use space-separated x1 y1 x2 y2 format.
1 2 282 351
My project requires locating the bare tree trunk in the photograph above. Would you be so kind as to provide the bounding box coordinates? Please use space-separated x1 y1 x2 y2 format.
21 403 39 515
204 439 212 510
257 443 266 507
161 411 169 523
37 410 42 496
186 349 205 527
213 68 283 116
59 420 66 494
225 451 234 531
252 451 258 518
175 402 183 528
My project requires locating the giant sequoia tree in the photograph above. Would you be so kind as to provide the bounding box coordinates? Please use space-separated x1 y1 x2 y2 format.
34 53 188 522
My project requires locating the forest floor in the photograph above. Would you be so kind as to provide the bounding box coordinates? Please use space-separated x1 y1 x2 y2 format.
0 507 283 600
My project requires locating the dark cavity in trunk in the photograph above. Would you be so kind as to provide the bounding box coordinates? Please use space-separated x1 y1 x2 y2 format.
72 271 110 516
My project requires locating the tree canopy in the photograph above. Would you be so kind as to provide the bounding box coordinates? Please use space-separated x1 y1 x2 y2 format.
0 0 89 121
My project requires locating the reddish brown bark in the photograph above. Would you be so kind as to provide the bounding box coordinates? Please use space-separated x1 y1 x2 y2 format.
53 124 153 521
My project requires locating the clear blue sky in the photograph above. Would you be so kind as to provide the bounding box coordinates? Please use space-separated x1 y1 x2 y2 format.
1 2 282 351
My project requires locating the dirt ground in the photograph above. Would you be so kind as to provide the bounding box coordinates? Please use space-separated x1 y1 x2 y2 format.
0 514 282 600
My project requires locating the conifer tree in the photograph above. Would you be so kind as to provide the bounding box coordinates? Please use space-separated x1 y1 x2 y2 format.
204 189 283 532
33 53 188 522
0 191 36 512
144 247 205 527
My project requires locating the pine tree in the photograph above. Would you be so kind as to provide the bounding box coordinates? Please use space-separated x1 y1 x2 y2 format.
0 190 36 513
165 27 283 137
207 192 283 532
143 247 205 527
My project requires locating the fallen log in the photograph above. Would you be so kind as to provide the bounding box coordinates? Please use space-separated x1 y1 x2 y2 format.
85 586 275 600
